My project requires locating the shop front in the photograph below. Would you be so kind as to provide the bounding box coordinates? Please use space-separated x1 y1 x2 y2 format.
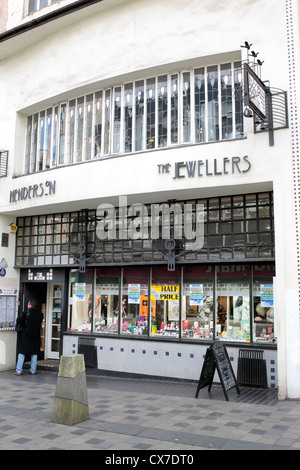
15 190 277 386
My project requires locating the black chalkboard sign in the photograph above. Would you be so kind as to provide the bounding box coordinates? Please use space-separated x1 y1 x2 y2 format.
195 342 240 401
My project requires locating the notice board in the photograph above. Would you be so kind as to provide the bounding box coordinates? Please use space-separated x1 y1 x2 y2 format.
195 342 240 401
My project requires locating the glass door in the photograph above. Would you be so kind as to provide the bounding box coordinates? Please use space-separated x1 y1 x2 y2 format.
46 283 62 359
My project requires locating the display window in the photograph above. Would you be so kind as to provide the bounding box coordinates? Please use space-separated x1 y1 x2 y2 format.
121 267 149 335
69 269 93 332
66 263 276 343
216 265 251 342
253 265 275 343
182 265 214 339
93 267 120 334
150 267 180 337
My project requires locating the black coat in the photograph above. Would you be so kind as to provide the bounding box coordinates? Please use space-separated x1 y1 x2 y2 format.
16 307 43 356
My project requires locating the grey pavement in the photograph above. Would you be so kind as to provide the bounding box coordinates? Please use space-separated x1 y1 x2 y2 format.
0 366 300 452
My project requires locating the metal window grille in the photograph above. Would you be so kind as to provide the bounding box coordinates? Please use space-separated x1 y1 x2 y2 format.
237 349 268 388
78 337 97 368
0 150 8 177
15 192 274 268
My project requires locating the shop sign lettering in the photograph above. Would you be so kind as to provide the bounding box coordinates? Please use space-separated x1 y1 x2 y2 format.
157 156 251 179
9 180 56 203
151 285 180 301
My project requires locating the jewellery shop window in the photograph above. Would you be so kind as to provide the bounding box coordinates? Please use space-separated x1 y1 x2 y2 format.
69 269 93 332
121 267 149 335
253 264 275 343
182 265 214 340
150 266 180 338
216 265 250 342
93 267 120 334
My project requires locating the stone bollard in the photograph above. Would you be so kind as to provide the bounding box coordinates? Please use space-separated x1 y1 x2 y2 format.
51 354 89 426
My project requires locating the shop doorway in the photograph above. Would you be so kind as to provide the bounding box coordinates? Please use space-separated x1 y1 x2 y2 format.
22 282 47 360
22 282 62 360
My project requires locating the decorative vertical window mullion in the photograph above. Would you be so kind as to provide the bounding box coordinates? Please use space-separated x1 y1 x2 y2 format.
182 71 191 143
84 94 93 161
167 74 171 147
67 99 75 164
158 74 168 148
190 69 195 144
112 86 122 154
218 64 222 142
94 90 103 159
103 89 111 156
120 85 125 155
170 73 179 146
131 82 136 153
231 63 237 139
31 113 38 173
52 106 58 167
58 103 66 165
38 110 45 172
45 107 52 169
76 96 85 162
124 82 133 154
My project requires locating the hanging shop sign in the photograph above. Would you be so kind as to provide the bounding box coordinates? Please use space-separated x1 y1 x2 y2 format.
9 180 56 203
157 155 251 179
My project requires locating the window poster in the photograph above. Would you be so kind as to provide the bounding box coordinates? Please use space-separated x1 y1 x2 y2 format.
189 284 203 306
75 283 86 301
128 284 140 304
0 295 17 329
260 285 274 308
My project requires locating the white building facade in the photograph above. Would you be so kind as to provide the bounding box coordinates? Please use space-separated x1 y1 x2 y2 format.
0 0 299 400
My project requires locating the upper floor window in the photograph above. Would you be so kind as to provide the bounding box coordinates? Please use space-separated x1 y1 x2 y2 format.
27 0 60 14
24 61 244 174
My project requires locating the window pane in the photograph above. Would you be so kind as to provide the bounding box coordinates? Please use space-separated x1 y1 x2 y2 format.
94 91 103 158
45 108 52 169
121 267 149 335
182 265 213 339
113 87 122 154
85 94 93 160
124 83 133 153
38 111 45 171
28 0 38 13
93 267 120 334
171 74 178 144
30 113 38 173
25 116 32 174
69 269 93 332
221 63 233 139
253 265 276 343
207 65 219 141
216 265 250 342
182 72 191 142
151 266 180 337
52 106 58 166
59 104 66 165
146 78 156 149
103 89 111 155
158 75 168 148
135 80 144 151
194 68 206 142
76 97 84 162
68 100 76 163
234 61 244 138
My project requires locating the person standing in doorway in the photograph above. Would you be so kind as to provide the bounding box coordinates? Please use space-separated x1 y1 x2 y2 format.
15 299 43 376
